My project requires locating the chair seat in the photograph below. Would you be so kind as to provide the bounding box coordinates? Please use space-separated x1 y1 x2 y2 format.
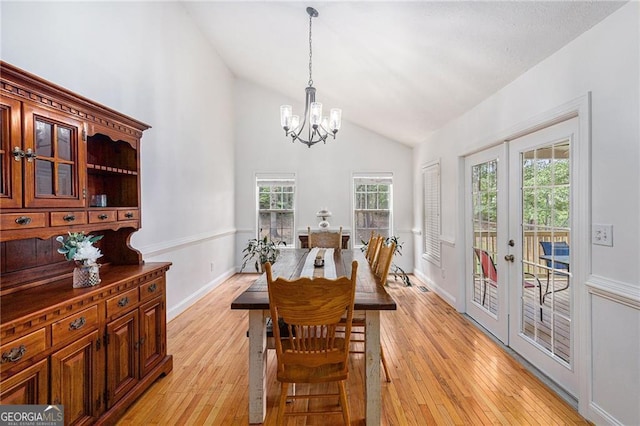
278 362 349 383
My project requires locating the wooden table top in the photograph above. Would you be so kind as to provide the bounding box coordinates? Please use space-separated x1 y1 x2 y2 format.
231 249 397 311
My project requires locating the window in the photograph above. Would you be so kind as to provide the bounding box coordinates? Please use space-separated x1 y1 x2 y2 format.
256 174 295 245
353 174 392 246
423 162 440 265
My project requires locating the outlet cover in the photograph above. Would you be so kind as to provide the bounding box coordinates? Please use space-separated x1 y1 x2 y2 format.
592 224 613 246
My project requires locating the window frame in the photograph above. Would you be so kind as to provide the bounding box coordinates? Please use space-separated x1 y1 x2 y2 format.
255 173 296 246
352 173 393 248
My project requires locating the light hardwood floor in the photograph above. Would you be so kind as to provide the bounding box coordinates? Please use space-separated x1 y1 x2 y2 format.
117 273 588 425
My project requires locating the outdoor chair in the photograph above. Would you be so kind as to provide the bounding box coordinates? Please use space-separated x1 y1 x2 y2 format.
474 248 543 320
539 241 570 303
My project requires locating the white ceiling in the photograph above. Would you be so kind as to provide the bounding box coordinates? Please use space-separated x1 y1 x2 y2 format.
182 1 626 147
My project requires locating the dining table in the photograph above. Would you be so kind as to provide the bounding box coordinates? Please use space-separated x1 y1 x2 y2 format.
231 248 397 425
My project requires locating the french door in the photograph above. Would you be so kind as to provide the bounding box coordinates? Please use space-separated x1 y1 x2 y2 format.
465 144 509 343
467 117 578 396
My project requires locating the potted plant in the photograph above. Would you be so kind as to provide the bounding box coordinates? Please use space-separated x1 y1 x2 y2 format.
241 236 286 273
360 235 412 286
56 232 104 288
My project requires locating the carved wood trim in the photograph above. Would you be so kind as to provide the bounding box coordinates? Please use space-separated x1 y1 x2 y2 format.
0 62 150 140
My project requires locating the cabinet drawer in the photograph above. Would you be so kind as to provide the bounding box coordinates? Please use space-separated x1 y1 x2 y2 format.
118 209 139 221
1 213 47 230
0 328 47 373
50 211 88 226
107 288 139 318
52 305 99 347
140 279 164 302
88 210 116 223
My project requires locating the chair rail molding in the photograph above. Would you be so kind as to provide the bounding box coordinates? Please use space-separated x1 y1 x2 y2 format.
139 228 237 258
586 275 640 308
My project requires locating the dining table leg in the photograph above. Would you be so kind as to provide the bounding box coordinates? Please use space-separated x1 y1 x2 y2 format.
365 310 381 425
248 309 268 424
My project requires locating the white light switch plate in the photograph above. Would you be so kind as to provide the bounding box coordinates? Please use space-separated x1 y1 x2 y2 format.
593 224 613 246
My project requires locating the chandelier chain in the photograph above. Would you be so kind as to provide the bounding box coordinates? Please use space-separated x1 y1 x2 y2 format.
308 13 313 87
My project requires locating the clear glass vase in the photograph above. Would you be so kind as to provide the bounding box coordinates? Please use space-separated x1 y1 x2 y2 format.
73 263 101 288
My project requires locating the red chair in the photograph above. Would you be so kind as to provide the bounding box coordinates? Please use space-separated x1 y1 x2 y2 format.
474 248 543 320
474 248 497 306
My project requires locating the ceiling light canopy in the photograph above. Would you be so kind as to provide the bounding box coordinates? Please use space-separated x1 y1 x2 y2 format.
280 7 342 148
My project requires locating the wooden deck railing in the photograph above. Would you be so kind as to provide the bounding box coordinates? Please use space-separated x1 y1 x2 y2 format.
474 230 570 275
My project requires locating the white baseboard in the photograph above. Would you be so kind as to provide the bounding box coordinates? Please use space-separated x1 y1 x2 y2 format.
413 268 457 307
166 267 236 322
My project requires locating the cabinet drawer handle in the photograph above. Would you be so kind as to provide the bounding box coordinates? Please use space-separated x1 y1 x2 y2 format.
118 297 129 307
69 316 86 331
147 283 157 293
63 214 76 222
15 216 32 225
98 214 108 220
125 212 134 219
1 345 26 363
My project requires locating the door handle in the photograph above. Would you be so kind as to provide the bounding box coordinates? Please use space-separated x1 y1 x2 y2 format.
504 254 514 262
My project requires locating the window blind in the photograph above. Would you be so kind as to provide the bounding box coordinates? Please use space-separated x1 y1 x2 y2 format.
423 162 441 265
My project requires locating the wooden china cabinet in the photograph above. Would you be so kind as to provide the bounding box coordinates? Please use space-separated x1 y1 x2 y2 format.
0 62 172 425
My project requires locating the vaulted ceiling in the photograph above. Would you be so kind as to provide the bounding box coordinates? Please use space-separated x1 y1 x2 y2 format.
183 1 626 147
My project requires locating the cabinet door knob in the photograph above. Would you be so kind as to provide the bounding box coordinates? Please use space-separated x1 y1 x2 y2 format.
125 212 134 219
148 283 157 293
24 148 37 162
12 146 25 161
63 214 76 222
118 297 129 307
15 216 32 225
1 344 26 363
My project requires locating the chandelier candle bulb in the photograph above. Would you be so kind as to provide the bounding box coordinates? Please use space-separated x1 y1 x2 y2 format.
280 105 292 129
310 102 322 126
330 108 342 132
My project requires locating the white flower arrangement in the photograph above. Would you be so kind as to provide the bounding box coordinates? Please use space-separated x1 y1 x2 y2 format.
56 232 104 265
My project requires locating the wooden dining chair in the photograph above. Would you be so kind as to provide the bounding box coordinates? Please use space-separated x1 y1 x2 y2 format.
364 231 376 260
375 241 396 285
308 226 343 249
347 239 394 382
265 260 358 425
366 235 383 268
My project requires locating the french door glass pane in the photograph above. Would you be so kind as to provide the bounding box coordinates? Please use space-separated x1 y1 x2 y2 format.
520 141 571 365
471 159 498 314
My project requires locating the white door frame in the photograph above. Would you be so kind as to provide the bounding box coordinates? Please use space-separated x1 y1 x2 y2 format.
458 93 591 414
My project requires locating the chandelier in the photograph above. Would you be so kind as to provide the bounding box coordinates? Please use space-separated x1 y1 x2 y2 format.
280 7 342 148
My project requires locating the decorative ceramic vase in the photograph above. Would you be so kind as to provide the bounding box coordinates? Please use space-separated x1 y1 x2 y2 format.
73 263 101 288
317 208 331 229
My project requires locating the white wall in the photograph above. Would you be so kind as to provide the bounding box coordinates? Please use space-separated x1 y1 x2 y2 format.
234 79 414 274
1 2 237 321
413 3 639 424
